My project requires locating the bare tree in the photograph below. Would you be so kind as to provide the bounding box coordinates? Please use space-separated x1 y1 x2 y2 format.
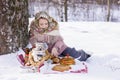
107 0 110 21
28 0 120 22
64 0 68 22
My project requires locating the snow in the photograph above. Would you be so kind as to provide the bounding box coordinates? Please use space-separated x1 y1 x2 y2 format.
0 21 120 80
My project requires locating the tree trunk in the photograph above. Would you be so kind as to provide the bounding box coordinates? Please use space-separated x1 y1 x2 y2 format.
64 0 68 22
107 0 110 21
0 0 29 55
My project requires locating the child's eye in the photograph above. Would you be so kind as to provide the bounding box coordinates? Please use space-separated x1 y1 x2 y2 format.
40 24 43 26
45 23 48 25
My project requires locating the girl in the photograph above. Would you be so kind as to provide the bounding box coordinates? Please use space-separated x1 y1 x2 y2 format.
29 11 91 63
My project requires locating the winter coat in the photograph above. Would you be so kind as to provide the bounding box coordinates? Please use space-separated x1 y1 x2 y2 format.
29 18 67 55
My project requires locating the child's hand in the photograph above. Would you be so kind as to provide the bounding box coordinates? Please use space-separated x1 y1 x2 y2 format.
51 48 59 57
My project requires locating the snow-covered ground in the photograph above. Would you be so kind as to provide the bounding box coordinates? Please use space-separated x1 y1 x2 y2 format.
0 21 120 80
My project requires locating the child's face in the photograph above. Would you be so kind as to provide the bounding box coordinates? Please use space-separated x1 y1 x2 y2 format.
38 18 49 29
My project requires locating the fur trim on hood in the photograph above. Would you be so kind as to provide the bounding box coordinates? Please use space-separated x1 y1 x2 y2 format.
46 30 60 36
34 11 59 31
